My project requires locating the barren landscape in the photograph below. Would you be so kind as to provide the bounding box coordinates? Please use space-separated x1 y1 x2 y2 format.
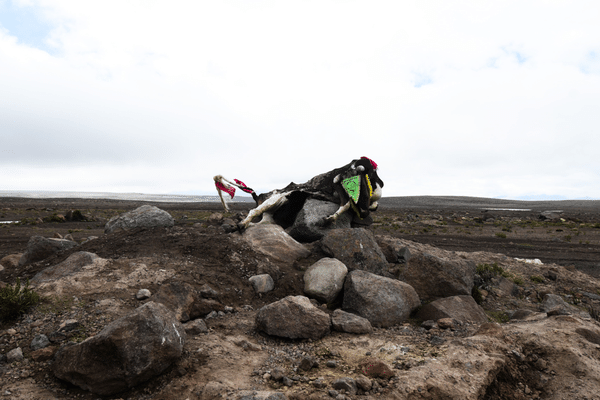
2 196 600 399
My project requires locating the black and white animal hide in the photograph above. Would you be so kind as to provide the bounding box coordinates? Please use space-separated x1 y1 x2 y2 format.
215 157 383 230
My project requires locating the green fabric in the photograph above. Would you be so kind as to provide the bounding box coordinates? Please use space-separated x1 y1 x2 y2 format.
342 175 361 203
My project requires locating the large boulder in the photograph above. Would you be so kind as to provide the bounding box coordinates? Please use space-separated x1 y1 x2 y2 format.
343 270 420 328
153 281 223 322
52 302 185 395
255 295 331 339
320 229 389 276
303 258 348 303
18 236 78 266
399 252 476 301
104 205 174 234
242 224 311 263
288 199 352 242
31 252 99 284
416 295 488 323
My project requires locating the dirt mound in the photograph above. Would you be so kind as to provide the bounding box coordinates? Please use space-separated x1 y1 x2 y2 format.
2 197 600 399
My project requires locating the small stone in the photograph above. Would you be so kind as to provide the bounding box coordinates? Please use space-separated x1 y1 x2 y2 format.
57 319 79 332
326 360 337 368
535 358 548 370
311 378 326 388
7 347 23 363
183 319 208 335
283 376 293 387
271 367 285 381
358 357 395 380
421 320 436 330
31 334 50 350
199 284 219 299
235 339 262 352
263 373 271 380
249 274 275 294
136 289 151 300
355 374 372 391
30 347 56 362
332 377 357 395
299 356 317 371
205 311 218 319
437 318 455 329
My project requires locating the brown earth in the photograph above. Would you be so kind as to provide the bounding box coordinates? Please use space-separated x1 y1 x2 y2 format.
1 196 600 399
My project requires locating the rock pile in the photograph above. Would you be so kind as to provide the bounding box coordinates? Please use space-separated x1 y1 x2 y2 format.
3 203 600 399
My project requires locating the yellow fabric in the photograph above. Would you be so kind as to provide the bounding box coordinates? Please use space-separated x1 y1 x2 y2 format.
365 174 373 197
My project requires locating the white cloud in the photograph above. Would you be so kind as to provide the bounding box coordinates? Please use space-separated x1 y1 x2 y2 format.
1 1 600 198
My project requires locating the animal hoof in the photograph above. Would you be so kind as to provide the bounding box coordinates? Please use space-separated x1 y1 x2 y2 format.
318 217 334 227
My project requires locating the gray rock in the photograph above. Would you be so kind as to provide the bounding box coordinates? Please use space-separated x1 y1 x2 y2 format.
31 334 50 351
19 236 78 266
331 309 373 334
0 254 21 269
271 367 285 381
332 377 357 395
496 277 519 297
31 251 99 284
288 199 352 242
104 205 174 234
540 293 572 314
52 302 185 396
249 274 275 294
303 258 348 303
398 252 476 301
243 224 311 263
343 270 420 328
136 288 151 300
199 284 219 299
7 347 23 363
153 281 223 322
377 238 412 264
320 228 389 276
256 295 331 339
416 295 488 324
355 374 372 391
299 356 318 371
57 319 80 333
183 319 208 335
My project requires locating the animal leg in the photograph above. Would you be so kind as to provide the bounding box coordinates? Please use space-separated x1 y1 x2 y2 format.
238 191 290 230
322 201 352 225
217 189 229 212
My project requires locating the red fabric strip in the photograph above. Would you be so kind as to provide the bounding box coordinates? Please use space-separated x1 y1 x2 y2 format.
215 182 235 198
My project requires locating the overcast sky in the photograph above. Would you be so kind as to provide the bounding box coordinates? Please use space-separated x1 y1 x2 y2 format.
1 1 599 199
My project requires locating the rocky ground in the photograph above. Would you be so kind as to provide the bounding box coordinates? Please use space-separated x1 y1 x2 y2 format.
1 196 600 399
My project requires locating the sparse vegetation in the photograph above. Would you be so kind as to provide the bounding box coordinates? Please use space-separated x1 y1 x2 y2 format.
0 278 41 321
530 275 545 283
495 232 507 239
486 310 510 323
511 276 525 285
